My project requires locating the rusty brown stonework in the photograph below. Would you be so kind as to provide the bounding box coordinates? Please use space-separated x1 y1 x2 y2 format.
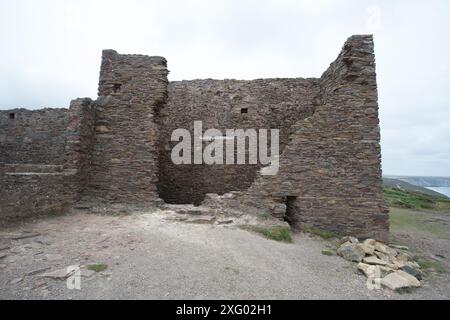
0 35 389 239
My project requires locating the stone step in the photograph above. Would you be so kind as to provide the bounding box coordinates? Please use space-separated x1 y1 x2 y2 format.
162 204 211 216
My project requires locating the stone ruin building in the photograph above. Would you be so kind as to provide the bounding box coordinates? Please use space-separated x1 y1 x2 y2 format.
0 35 389 240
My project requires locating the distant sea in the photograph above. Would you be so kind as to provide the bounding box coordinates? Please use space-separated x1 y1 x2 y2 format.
426 187 450 197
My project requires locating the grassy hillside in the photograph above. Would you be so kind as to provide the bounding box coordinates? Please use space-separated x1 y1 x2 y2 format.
383 177 447 197
384 187 450 211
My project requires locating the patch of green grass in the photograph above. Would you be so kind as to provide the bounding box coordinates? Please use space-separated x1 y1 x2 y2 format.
417 257 448 274
302 226 338 240
259 213 272 220
321 248 335 256
224 266 240 274
86 263 108 273
384 187 450 211
241 225 293 243
389 208 450 240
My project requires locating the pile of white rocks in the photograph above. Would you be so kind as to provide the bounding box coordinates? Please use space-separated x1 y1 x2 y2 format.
337 236 422 291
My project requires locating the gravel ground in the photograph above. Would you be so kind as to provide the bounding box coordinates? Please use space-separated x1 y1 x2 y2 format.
0 209 448 300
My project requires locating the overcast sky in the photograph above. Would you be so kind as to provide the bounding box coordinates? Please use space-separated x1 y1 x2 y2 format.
0 0 449 177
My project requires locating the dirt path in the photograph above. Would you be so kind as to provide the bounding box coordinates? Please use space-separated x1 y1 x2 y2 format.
0 210 448 300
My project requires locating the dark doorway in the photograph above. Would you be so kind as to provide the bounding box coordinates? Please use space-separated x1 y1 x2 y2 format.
285 196 299 230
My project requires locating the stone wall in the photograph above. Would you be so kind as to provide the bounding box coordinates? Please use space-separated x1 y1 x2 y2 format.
0 108 68 164
84 50 169 205
0 108 72 223
64 98 96 202
203 35 388 240
158 78 318 205
0 99 94 223
0 166 74 224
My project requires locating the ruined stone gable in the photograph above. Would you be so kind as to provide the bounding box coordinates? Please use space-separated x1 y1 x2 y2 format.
0 35 388 239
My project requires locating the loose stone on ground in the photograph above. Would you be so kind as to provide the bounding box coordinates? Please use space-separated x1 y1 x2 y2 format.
336 236 424 292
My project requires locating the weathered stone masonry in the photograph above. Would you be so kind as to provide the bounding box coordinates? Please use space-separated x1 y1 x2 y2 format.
159 78 317 205
87 51 168 204
0 109 71 222
0 35 388 239
0 108 68 164
205 35 388 240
